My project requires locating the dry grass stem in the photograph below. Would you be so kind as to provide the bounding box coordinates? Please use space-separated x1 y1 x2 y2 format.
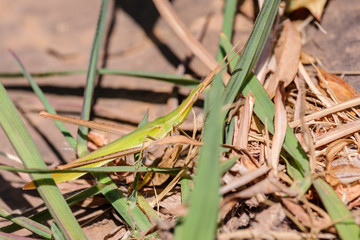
289 97 360 128
219 166 270 195
40 111 134 135
271 83 287 174
153 0 218 71
315 119 360 149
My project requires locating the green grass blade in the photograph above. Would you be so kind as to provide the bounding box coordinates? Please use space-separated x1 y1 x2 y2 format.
313 179 360 240
0 83 86 239
220 156 239 175
223 0 280 106
69 0 152 231
10 51 76 149
51 222 66 240
176 1 238 239
0 69 199 87
0 70 85 78
0 206 51 239
137 194 161 224
98 69 199 87
177 72 224 240
0 232 39 240
220 0 238 38
0 165 180 174
1 184 104 234
204 0 238 111
77 0 109 156
94 173 152 232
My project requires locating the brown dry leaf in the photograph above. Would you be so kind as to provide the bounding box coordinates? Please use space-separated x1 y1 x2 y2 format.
286 0 328 20
138 144 182 189
235 94 259 170
229 176 297 199
315 119 360 149
220 166 270 195
237 94 255 149
264 20 301 98
318 68 360 102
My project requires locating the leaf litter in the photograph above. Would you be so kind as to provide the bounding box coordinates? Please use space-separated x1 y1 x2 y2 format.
3 0 360 239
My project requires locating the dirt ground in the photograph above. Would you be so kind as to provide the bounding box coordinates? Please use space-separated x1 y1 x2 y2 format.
0 0 359 238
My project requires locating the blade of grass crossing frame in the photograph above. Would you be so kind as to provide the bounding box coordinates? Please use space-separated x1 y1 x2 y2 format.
204 0 238 111
74 1 152 231
223 0 280 106
0 206 51 239
205 0 238 144
1 184 105 234
314 179 360 240
77 0 109 156
98 69 199 87
177 1 238 238
94 173 152 232
0 82 86 239
0 165 179 175
9 51 76 149
176 71 224 240
0 232 38 239
0 69 200 87
51 222 66 240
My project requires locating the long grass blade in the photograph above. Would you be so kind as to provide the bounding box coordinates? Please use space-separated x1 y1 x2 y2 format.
69 0 153 232
0 165 179 174
176 1 238 238
223 0 280 106
313 179 360 240
1 184 104 234
0 69 199 87
0 232 39 240
9 51 76 149
98 69 199 87
95 173 152 232
0 206 51 239
51 222 66 240
177 69 224 240
77 0 109 156
0 82 86 239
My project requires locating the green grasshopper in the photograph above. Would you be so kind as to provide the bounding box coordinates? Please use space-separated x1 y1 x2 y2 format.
24 48 236 189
